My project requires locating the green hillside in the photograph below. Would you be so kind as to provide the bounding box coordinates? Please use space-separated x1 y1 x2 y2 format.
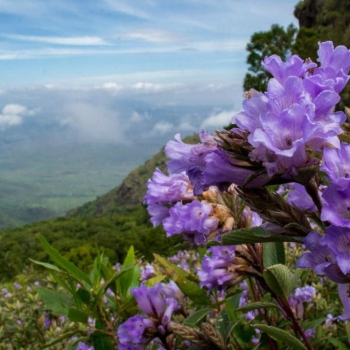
0 135 200 281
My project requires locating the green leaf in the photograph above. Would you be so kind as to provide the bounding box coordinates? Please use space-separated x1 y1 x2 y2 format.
221 227 302 245
50 271 71 292
263 264 291 300
263 242 285 267
146 275 166 287
183 308 213 327
328 337 349 350
39 235 91 286
252 324 307 350
175 277 211 305
92 264 134 310
154 254 197 281
289 268 305 292
40 330 80 349
154 254 210 305
237 302 279 312
37 287 74 316
217 294 241 340
301 317 325 331
116 246 136 298
67 308 89 323
92 319 113 350
76 288 91 305
29 259 62 272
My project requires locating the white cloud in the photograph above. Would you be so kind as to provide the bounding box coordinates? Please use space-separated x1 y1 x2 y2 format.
152 121 174 134
0 103 36 129
6 35 109 46
130 111 144 122
131 82 180 93
200 109 236 130
177 121 196 132
2 104 28 115
103 0 152 19
62 101 126 144
124 29 181 43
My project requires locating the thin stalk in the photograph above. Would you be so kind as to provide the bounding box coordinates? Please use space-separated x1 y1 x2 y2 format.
278 297 315 350
304 178 322 213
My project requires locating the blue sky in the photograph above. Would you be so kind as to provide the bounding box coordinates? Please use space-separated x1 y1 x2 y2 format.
0 0 300 146
0 0 299 88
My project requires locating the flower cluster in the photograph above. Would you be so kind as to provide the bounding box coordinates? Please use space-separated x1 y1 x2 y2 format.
117 283 179 349
143 40 350 327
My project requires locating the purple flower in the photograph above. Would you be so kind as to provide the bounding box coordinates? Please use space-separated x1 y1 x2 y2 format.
131 284 179 322
141 264 156 282
1 288 10 297
117 315 154 349
162 200 218 245
234 91 267 133
338 284 350 321
202 148 268 189
320 226 350 275
306 41 350 95
321 143 350 189
289 285 316 317
147 203 169 227
197 246 237 290
144 168 194 205
165 131 217 175
248 77 339 176
321 183 350 228
297 231 336 276
13 282 22 290
262 54 316 84
287 183 318 212
305 328 316 339
75 342 94 350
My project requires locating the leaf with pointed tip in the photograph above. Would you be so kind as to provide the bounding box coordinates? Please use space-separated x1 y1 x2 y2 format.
263 264 291 300
252 324 307 350
221 227 302 246
39 235 91 286
183 308 213 327
263 242 285 267
237 302 279 312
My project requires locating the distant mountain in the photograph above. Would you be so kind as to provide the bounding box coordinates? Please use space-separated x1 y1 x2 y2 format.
68 134 199 217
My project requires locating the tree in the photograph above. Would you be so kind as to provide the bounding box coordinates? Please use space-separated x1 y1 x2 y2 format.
243 24 298 92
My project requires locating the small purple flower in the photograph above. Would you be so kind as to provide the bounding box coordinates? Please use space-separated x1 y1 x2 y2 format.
43 316 51 329
321 143 350 189
131 284 179 321
144 168 194 205
1 288 10 297
197 246 237 290
13 282 22 290
297 231 337 277
141 263 156 282
202 148 268 189
165 131 217 175
338 284 350 321
321 183 350 228
305 328 316 339
162 200 218 245
320 225 350 275
75 343 94 350
306 41 350 95
289 285 316 317
287 183 318 212
117 314 154 349
263 54 316 84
